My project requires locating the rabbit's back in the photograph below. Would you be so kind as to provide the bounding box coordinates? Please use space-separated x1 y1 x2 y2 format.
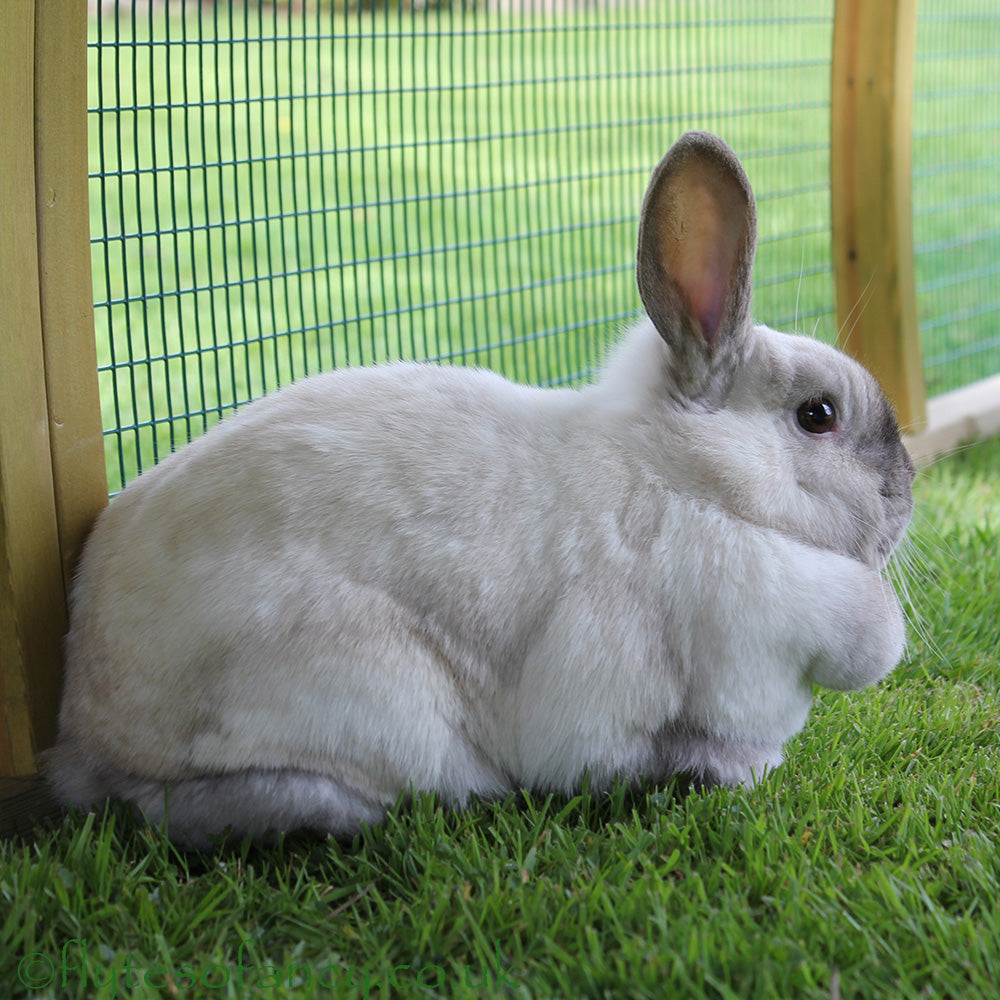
58 364 583 782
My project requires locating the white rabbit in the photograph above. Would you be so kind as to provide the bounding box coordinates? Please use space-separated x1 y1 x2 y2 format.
47 132 915 847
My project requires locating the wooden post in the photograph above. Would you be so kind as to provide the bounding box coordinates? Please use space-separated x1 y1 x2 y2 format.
831 0 926 432
0 0 106 783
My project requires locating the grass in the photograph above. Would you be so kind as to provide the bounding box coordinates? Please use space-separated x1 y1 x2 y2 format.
83 3 833 489
912 1 1000 395
88 2 1000 491
89 1 1000 495
2 435 999 999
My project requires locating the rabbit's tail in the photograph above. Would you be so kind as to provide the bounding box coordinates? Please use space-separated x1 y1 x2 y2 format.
43 737 387 848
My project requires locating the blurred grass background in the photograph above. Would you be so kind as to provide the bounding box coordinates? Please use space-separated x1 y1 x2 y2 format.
88 1 1000 492
912 3 1000 397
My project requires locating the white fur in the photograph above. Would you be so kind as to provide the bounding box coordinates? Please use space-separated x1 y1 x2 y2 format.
47 133 914 845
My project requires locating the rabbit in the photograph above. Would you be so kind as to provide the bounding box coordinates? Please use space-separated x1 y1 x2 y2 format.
46 131 915 848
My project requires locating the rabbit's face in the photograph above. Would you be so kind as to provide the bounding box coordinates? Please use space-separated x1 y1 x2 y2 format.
696 324 916 570
633 132 915 571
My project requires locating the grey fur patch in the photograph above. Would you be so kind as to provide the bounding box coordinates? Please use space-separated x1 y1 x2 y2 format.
45 738 387 849
647 724 784 787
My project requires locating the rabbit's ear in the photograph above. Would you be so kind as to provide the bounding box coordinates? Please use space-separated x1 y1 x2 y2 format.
636 132 757 360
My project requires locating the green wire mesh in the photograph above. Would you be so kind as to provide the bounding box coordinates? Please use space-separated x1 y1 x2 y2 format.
98 1 995 495
913 1 1000 397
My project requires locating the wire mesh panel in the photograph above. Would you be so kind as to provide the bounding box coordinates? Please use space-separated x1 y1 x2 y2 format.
913 1 1000 397
89 0 836 493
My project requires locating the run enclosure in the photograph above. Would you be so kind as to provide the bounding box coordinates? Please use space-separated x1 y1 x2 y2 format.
1 0 999 812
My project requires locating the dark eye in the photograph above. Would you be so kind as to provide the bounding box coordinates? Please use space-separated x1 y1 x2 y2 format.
796 397 838 434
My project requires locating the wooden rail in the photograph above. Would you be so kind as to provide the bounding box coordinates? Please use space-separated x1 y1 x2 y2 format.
0 0 106 787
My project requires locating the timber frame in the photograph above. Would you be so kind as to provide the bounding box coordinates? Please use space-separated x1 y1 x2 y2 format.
1 2 107 806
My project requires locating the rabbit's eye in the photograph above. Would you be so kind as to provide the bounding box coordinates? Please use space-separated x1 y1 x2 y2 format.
796 397 838 434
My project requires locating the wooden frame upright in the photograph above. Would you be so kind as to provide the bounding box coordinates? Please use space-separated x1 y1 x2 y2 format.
0 1 106 795
831 0 927 432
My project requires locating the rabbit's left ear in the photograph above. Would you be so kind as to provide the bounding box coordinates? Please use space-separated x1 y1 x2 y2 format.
636 132 757 358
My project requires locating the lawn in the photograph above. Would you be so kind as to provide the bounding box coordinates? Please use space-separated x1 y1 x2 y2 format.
87 0 1000 493
88 2 1000 492
2 435 999 999
88 1 838 488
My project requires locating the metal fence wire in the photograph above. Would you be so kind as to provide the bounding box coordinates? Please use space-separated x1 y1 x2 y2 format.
88 1 997 494
913 0 1000 398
